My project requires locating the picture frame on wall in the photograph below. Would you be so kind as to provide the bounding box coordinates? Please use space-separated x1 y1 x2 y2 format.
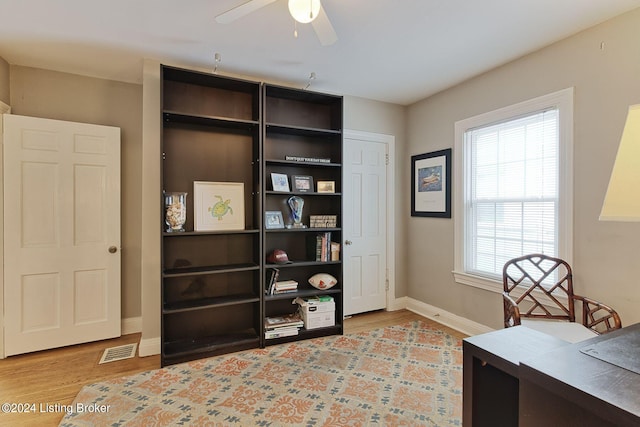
292 175 313 193
265 211 285 229
271 173 290 192
194 181 245 231
411 148 451 218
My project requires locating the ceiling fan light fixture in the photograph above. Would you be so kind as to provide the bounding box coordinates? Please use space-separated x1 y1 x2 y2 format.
288 0 321 24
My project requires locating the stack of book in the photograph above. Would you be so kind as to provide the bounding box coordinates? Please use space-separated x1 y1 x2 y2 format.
274 279 298 293
264 313 304 339
309 232 340 262
311 232 332 262
265 268 299 295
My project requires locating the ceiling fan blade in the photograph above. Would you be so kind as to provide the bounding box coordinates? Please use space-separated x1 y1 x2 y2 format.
311 3 338 46
215 0 278 24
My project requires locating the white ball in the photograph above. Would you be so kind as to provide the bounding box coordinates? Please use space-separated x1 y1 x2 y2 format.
308 273 337 290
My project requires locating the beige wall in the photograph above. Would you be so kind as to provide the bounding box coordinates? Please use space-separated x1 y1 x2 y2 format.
343 96 408 298
0 57 9 105
9 66 143 320
406 8 640 329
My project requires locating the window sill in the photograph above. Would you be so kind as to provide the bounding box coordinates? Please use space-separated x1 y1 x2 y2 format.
453 270 569 307
452 271 502 294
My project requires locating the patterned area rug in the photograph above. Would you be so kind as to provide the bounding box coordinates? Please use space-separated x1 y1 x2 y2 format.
60 320 462 426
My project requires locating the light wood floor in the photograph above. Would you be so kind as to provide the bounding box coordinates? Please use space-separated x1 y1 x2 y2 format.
0 309 465 426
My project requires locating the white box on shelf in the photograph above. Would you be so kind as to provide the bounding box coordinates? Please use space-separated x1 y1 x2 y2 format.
294 296 335 329
293 296 335 315
300 309 335 329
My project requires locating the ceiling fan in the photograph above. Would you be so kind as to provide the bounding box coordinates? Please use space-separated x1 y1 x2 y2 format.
215 0 338 46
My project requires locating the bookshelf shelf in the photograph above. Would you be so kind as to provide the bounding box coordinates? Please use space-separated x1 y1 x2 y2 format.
163 294 260 314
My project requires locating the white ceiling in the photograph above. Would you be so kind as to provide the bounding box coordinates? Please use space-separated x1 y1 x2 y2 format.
1 0 639 105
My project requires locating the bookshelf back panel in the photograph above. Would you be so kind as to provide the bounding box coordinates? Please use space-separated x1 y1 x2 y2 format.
164 270 259 306
265 97 340 130
265 133 342 163
164 234 259 270
264 196 341 226
164 80 257 120
265 264 341 292
265 166 341 193
164 304 259 342
163 126 259 230
264 232 342 264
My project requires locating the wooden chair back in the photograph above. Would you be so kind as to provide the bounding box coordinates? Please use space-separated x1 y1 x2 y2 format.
503 253 575 322
503 253 622 334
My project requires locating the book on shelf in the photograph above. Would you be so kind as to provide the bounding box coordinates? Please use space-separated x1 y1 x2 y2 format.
274 279 298 291
265 326 300 339
308 232 332 262
273 288 298 295
331 241 340 261
264 313 304 330
265 268 280 295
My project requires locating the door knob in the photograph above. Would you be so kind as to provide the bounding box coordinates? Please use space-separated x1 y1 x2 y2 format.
345 240 353 245
108 246 118 254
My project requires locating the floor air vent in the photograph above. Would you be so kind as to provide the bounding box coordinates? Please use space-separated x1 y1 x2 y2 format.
99 343 137 364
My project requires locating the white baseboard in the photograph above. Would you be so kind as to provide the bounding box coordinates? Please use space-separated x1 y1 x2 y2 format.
404 297 494 336
387 295 409 311
121 317 142 335
138 336 161 357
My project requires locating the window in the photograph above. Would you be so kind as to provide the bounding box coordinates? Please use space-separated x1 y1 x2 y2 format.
453 89 573 292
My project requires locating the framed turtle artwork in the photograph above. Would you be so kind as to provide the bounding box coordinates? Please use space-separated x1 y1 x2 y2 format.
194 181 245 231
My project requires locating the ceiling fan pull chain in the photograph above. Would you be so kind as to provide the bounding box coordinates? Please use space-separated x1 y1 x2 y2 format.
294 20 298 38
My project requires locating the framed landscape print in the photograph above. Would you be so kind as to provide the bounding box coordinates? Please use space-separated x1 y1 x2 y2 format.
411 149 451 218
194 181 245 231
317 181 335 193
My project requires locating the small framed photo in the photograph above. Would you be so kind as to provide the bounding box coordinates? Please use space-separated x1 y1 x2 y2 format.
265 211 285 229
194 181 245 231
271 173 290 192
292 175 313 193
317 181 336 193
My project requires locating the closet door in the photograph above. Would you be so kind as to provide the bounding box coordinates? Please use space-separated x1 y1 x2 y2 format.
3 114 121 356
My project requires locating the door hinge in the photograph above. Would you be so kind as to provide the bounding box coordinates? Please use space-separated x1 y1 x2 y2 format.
385 153 389 165
385 268 389 291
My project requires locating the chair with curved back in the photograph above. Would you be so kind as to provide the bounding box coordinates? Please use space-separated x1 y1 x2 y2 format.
502 253 622 343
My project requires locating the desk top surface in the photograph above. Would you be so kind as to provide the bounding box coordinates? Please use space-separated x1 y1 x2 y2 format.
463 325 568 370
520 323 640 420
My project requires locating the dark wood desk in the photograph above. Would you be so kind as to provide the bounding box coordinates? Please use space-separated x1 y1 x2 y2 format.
463 326 569 427
519 323 640 427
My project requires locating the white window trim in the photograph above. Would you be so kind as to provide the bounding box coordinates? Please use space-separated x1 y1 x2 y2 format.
453 88 574 293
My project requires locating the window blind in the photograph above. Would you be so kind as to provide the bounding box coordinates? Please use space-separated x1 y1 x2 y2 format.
464 108 559 279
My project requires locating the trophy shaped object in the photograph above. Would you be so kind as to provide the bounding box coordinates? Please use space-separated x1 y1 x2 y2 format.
287 196 306 228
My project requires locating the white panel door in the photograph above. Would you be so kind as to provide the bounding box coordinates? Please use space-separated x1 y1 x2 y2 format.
343 133 388 316
3 114 121 356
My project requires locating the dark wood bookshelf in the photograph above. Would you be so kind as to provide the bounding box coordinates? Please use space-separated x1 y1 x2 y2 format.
262 83 344 347
160 65 344 364
160 65 262 366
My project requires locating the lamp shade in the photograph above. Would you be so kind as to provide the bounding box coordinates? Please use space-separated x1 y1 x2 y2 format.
288 0 320 24
600 104 640 221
